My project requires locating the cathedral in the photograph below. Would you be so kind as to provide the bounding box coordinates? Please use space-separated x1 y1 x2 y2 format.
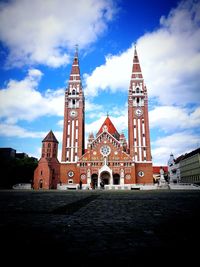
33 47 153 190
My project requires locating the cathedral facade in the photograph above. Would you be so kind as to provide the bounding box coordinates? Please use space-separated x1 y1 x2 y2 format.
33 47 153 190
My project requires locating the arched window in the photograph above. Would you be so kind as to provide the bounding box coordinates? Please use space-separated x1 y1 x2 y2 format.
136 88 140 93
39 179 43 189
72 89 76 95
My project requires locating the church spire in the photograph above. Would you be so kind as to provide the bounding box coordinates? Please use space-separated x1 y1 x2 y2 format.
131 45 143 80
69 45 81 83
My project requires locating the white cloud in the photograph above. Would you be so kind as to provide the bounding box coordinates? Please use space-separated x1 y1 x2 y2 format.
0 122 46 138
57 119 64 128
0 69 64 123
84 48 132 97
85 99 104 114
149 106 200 132
0 120 63 141
151 131 200 166
84 0 200 105
0 0 117 67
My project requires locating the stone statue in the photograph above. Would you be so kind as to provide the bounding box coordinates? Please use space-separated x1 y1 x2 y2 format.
120 169 124 178
87 169 91 178
159 167 166 186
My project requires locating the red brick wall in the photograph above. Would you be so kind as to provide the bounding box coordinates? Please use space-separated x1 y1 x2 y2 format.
33 158 50 189
60 163 80 184
34 158 60 189
135 162 153 184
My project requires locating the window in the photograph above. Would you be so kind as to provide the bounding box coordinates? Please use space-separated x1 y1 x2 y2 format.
136 88 140 93
72 89 76 95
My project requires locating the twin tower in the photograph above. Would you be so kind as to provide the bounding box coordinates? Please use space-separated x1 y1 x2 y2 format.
34 47 153 189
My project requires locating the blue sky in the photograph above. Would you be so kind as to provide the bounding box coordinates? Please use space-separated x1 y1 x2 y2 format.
0 0 200 165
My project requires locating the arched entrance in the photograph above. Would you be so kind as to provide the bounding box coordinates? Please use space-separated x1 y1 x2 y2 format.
100 171 110 185
91 173 98 189
113 173 120 185
39 179 43 189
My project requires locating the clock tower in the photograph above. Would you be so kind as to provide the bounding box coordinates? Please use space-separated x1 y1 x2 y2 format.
128 46 152 163
61 47 85 162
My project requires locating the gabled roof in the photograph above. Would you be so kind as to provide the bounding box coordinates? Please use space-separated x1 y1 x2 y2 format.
42 130 58 143
97 116 120 140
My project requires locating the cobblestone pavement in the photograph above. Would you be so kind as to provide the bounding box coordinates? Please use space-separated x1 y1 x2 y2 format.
0 190 200 266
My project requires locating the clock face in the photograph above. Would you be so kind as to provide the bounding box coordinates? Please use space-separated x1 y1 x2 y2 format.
68 171 74 177
100 145 111 156
70 110 77 118
138 171 144 177
135 108 143 117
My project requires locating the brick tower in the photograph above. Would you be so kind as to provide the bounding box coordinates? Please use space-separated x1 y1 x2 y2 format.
128 46 153 183
33 130 60 189
61 46 85 163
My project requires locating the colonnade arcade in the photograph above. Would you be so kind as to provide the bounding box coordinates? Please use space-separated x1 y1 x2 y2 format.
86 165 124 188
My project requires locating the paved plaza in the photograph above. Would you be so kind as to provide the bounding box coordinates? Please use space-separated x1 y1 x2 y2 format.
0 190 200 266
